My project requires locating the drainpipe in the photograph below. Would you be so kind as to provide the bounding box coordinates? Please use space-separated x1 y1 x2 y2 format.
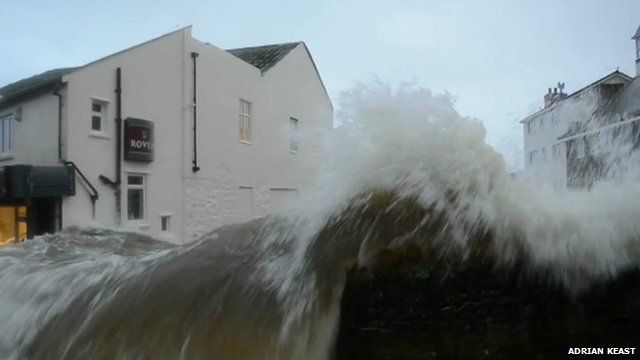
53 89 63 161
116 71 122 182
53 86 99 220
114 67 123 222
99 68 123 224
53 88 64 229
191 52 200 172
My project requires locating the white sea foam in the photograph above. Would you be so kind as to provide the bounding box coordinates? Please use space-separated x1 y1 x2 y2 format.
0 81 639 359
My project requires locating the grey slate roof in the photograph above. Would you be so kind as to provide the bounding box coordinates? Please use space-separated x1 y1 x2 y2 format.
520 70 632 124
0 67 77 108
0 40 305 109
227 42 300 72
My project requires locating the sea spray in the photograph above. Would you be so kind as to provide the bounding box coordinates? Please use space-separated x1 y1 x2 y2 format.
0 82 639 358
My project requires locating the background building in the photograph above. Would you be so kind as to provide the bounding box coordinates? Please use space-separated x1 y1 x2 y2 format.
520 25 640 187
520 72 631 186
0 26 333 244
561 70 640 188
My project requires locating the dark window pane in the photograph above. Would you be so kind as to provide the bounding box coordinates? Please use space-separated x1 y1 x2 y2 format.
128 175 143 185
127 189 144 220
161 216 170 231
92 103 102 112
92 116 101 131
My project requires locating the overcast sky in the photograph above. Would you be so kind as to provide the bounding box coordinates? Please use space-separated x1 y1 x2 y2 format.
1 0 639 169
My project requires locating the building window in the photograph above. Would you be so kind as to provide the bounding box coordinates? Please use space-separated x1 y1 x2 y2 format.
91 99 108 133
552 143 562 158
239 99 252 143
161 215 171 232
527 121 535 134
636 38 640 59
575 139 586 159
0 114 12 154
529 150 538 164
289 117 298 153
126 174 145 221
541 147 546 162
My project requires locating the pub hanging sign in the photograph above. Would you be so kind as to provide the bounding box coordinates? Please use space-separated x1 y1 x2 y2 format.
124 118 154 162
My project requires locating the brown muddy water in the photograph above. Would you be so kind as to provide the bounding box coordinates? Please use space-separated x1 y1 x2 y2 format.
2 83 640 359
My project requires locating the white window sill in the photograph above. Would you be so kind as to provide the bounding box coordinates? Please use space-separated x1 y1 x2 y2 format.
89 131 110 140
0 153 14 161
91 96 111 103
239 140 252 145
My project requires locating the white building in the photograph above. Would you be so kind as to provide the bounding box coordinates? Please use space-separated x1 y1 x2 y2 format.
520 25 640 187
0 26 333 245
520 72 632 186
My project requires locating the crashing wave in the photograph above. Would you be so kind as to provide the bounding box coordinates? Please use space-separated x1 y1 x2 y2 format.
1 82 639 359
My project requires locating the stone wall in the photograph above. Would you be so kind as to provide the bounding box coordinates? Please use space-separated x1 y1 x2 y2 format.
334 264 640 359
184 176 270 241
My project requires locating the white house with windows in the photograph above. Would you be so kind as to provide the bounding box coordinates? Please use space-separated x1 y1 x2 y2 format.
520 25 640 186
0 26 333 244
520 71 632 185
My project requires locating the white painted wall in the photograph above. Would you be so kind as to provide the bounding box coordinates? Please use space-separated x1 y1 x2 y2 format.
522 107 569 186
183 36 333 240
1 27 333 243
62 29 187 243
0 94 60 166
522 74 631 187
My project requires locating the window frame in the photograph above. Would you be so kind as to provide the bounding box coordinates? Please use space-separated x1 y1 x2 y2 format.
160 215 171 232
527 121 535 134
125 174 146 222
552 143 562 159
89 98 110 138
239 98 252 144
575 139 586 159
0 113 13 155
289 117 299 153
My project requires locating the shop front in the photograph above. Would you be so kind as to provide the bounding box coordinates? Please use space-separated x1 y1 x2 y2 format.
0 165 75 247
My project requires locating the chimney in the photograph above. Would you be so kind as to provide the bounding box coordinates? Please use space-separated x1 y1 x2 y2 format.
544 88 553 108
543 84 567 108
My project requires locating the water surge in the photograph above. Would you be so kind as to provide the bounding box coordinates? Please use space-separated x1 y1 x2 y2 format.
1 82 640 359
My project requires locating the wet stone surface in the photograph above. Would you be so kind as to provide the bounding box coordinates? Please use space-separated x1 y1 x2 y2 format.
334 265 640 359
